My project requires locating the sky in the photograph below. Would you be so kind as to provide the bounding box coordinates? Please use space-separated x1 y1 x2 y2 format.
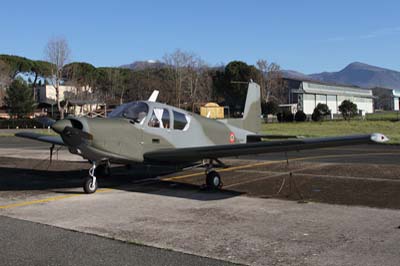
1 0 399 74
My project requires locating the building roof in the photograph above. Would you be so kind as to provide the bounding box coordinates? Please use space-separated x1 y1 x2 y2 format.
283 77 364 90
302 81 373 98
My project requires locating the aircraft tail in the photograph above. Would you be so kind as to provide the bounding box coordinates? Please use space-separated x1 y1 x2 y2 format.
222 82 261 133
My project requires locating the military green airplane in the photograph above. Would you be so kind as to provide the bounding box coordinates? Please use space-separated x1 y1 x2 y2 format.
16 82 389 193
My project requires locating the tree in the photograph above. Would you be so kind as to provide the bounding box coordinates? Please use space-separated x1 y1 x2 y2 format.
294 110 307 122
95 67 132 104
163 49 191 107
312 103 331 121
44 37 71 119
63 62 98 101
262 100 279 115
0 55 33 79
339 100 358 120
213 61 259 116
0 59 12 88
4 79 36 118
256 59 283 103
30 60 52 100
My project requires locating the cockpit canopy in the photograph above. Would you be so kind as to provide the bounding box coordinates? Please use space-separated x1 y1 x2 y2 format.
109 101 190 130
108 102 149 123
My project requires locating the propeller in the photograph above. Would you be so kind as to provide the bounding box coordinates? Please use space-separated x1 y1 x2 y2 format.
61 126 93 148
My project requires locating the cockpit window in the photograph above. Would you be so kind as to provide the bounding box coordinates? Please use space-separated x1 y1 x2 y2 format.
173 111 190 130
148 108 170 128
108 102 149 123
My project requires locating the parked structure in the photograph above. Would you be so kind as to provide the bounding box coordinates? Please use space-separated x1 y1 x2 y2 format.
372 87 400 111
283 78 374 115
35 84 100 117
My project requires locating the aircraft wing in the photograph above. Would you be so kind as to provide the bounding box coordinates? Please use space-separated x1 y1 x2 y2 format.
144 133 388 163
246 134 302 142
15 132 65 146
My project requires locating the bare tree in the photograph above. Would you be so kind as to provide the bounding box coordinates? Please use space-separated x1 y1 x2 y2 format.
163 49 194 107
163 49 212 110
256 59 268 102
44 37 71 119
256 59 284 103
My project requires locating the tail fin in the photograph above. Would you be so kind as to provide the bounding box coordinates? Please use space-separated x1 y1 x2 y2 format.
222 82 261 133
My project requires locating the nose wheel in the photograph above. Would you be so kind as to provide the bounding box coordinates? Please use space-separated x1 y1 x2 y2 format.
84 162 98 194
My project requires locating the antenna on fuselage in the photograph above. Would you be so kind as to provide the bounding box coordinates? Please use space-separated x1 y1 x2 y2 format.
148 90 159 102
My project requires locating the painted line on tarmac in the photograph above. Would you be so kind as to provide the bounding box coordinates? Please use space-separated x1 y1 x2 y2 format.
162 152 399 182
0 188 113 210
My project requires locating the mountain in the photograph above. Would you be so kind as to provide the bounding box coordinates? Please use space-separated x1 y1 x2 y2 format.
309 62 400 89
120 60 165 70
280 70 313 80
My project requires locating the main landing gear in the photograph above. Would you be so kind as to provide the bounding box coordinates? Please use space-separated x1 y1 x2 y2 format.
204 159 224 190
83 161 111 194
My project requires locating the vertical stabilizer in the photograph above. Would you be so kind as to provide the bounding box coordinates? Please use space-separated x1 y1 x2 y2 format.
221 82 261 133
242 82 261 133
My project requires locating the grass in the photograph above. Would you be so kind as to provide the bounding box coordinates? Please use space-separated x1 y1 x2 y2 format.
0 129 57 137
262 120 400 144
366 111 400 121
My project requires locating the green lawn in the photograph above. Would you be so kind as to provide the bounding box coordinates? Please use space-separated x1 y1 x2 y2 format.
262 120 400 144
366 111 400 121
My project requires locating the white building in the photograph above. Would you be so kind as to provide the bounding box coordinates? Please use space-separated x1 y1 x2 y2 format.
285 78 374 115
36 85 78 103
36 84 94 104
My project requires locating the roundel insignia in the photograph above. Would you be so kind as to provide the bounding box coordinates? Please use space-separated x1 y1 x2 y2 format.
229 132 235 143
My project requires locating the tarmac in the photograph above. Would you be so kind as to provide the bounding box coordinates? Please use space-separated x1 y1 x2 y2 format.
1 136 400 265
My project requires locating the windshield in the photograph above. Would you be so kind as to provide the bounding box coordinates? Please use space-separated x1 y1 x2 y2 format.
108 102 149 123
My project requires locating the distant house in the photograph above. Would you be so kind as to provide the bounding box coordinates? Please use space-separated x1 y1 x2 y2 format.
35 84 99 117
283 78 374 115
35 84 93 103
372 87 400 111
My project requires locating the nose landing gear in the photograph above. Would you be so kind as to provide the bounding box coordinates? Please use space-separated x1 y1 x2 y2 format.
83 161 112 194
84 162 98 194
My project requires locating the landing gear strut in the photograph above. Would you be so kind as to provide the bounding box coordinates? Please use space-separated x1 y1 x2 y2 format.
84 162 98 194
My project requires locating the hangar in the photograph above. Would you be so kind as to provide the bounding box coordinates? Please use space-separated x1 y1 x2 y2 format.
372 87 400 111
284 78 374 115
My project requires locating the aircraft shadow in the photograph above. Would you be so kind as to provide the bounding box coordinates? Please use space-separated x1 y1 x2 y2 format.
0 165 242 201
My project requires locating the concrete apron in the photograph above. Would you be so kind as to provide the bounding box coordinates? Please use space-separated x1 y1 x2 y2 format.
1 186 400 266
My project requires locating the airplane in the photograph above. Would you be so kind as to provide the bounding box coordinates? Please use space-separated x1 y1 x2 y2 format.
16 82 389 194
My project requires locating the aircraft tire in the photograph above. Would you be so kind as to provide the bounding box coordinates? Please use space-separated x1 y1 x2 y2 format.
206 171 222 189
83 177 98 194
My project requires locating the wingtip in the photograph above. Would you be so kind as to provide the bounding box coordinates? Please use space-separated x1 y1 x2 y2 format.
370 133 389 143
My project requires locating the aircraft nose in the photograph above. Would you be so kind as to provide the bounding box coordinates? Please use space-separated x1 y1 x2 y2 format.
51 119 72 134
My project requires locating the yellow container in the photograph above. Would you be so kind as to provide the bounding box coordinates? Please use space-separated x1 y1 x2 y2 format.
200 103 224 119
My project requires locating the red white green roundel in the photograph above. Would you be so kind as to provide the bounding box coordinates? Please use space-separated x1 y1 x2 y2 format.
229 132 235 143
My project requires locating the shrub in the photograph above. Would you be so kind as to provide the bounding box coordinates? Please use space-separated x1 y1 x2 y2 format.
295 110 307 122
339 100 358 120
262 101 279 116
277 110 294 122
312 103 331 122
